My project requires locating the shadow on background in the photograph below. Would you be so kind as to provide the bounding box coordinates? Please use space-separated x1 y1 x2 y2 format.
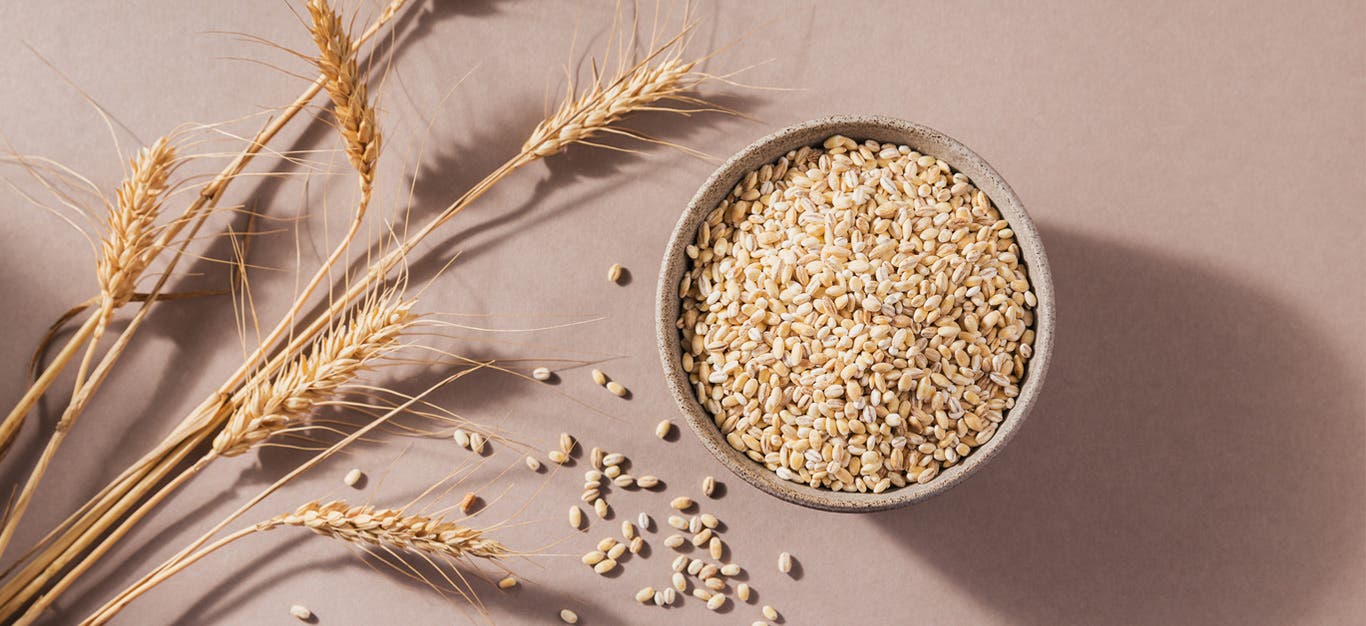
873 226 1365 625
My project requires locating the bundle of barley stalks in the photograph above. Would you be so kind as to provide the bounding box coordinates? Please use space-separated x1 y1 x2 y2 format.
0 1 726 622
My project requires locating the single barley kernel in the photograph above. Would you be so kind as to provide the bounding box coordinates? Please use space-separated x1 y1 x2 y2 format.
762 605 779 620
700 513 718 529
581 489 600 503
559 432 576 454
459 492 478 514
752 622 769 626
687 559 705 576
594 558 618 574
654 590 665 606
289 605 312 621
778 551 792 573
621 521 636 540
498 575 518 590
548 450 569 464
688 516 703 534
635 586 655 603
597 537 617 552
698 564 719 580
637 475 660 489
672 555 690 572
707 594 727 610
585 469 602 481
691 528 712 546
664 588 677 605
672 571 688 591
704 576 725 591
721 563 741 577
532 367 552 381
560 608 578 624
568 506 583 529
656 420 673 439
629 536 644 554
603 465 622 479
702 475 716 497
606 381 628 397
582 551 605 565
670 497 694 511
608 263 624 283
607 543 627 560
469 432 487 454
637 512 651 530
613 475 635 488
343 468 363 487
591 446 604 468
591 369 608 385
737 583 751 602
525 456 542 472
603 452 625 467
664 534 685 548
594 499 609 519
452 429 470 448
668 515 688 530
692 588 713 601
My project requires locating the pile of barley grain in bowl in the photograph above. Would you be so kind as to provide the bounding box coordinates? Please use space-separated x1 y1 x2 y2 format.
676 134 1036 493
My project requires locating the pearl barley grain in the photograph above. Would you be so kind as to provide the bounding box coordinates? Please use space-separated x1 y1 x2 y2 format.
560 609 578 624
608 263 624 283
532 367 552 381
343 468 363 487
778 551 792 573
678 135 1036 492
656 419 673 439
289 605 312 621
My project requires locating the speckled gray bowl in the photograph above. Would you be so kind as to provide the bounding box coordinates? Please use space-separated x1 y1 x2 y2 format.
656 115 1054 512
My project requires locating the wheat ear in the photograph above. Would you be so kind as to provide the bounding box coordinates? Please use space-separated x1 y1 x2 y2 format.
95 137 178 311
213 292 415 456
84 500 506 625
0 136 179 558
308 0 381 209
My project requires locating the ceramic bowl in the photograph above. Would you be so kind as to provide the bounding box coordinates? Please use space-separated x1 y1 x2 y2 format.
655 115 1054 512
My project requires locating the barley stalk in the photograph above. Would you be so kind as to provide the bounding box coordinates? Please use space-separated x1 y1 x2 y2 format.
84 500 506 625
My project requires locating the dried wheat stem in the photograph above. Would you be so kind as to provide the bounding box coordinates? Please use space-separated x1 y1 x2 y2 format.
0 0 408 469
0 137 178 558
4 291 414 623
85 501 506 625
0 2 410 615
80 525 260 626
1 25 714 621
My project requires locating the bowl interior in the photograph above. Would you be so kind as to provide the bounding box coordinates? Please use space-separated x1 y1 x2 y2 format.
656 115 1054 512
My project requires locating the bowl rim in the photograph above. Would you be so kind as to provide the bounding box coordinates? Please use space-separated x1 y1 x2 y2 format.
655 114 1054 512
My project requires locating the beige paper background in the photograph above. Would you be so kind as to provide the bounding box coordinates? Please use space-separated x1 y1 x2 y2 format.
1 1 1362 624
